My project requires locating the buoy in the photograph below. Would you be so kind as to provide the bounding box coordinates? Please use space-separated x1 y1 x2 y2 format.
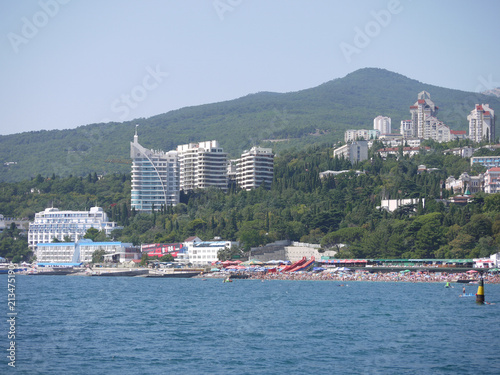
476 277 485 304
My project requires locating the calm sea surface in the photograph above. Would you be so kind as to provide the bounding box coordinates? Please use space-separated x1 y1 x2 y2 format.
1 275 499 374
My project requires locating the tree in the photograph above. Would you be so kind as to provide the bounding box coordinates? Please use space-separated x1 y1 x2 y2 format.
91 248 106 263
218 245 244 261
159 253 174 262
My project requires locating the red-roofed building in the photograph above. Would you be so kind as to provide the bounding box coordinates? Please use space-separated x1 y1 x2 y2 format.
484 167 500 194
468 103 495 143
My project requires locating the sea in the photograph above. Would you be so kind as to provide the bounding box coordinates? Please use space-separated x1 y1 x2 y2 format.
1 275 499 375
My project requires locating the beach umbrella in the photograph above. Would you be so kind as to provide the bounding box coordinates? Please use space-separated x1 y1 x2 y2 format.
466 270 478 273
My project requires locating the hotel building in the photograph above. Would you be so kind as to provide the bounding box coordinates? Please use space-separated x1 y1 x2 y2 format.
130 130 180 211
28 207 121 250
468 104 495 143
36 239 136 263
177 141 228 191
236 147 274 190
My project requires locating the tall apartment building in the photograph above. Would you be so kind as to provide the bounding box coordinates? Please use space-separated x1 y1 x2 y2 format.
236 147 274 190
402 91 452 142
410 91 438 138
177 140 228 191
373 116 391 134
468 104 495 143
333 140 368 164
400 120 413 138
28 207 121 250
130 130 180 211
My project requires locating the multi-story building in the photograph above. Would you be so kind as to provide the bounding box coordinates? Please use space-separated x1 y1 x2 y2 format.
333 141 368 164
400 120 413 138
374 116 391 135
236 147 274 190
36 239 135 263
468 104 495 143
28 207 121 250
177 140 228 191
484 167 500 194
402 91 453 142
130 130 180 211
188 240 238 265
470 156 500 169
344 129 380 143
410 91 438 139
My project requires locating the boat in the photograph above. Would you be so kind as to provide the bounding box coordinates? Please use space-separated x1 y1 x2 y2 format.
145 271 200 278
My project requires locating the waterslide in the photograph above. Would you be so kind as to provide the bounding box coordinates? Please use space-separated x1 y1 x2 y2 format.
280 257 306 272
288 257 315 273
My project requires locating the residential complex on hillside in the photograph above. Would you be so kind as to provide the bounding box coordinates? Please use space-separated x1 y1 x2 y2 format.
130 131 275 211
177 140 228 191
236 147 274 190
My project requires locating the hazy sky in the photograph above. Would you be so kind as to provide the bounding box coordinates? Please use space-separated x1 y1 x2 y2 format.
1 0 499 136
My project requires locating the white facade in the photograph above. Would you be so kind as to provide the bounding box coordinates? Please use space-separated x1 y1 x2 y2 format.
36 240 134 263
188 240 238 265
379 198 424 212
400 120 413 138
484 168 500 194
130 131 180 211
344 129 380 143
177 140 228 191
28 207 121 250
236 147 274 190
468 104 495 143
333 141 369 164
374 116 391 134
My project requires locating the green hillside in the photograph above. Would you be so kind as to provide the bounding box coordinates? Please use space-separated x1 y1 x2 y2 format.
1 68 499 182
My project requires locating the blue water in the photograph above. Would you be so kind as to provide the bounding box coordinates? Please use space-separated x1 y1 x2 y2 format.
1 276 499 374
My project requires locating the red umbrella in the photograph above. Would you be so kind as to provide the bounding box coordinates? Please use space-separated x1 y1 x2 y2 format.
466 270 478 273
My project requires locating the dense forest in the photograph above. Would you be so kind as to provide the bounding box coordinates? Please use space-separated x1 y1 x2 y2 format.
1 140 500 263
2 68 500 183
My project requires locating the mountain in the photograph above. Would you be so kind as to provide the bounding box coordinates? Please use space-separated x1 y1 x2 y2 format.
482 87 500 98
1 68 500 183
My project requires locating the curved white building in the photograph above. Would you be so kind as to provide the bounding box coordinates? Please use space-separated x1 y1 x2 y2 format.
130 130 180 211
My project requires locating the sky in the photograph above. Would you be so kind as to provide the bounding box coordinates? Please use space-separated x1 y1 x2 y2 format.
1 0 500 136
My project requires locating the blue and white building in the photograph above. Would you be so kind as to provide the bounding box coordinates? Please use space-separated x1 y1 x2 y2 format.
131 129 180 211
36 239 136 263
28 207 121 250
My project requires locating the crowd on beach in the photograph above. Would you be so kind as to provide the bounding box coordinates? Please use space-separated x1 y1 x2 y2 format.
242 270 500 284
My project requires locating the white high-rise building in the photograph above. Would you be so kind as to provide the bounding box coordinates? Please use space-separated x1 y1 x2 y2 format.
410 91 438 139
28 207 121 250
468 104 495 143
177 140 228 191
374 116 391 134
400 120 413 138
236 147 274 190
130 129 180 211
